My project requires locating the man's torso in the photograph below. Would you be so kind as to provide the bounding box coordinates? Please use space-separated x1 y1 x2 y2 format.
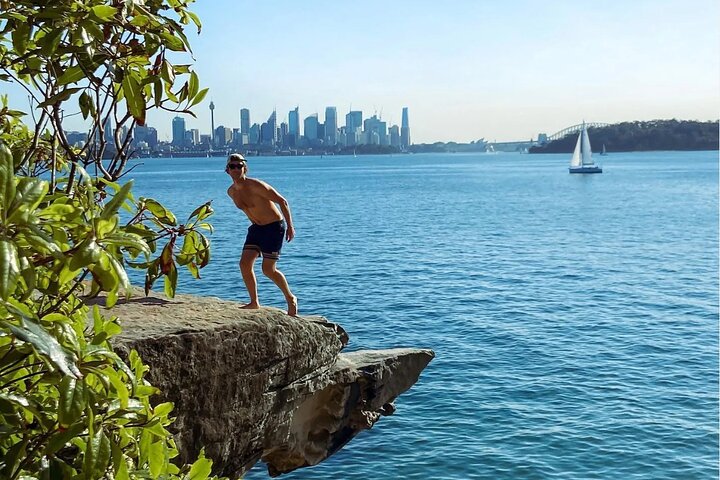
228 178 283 225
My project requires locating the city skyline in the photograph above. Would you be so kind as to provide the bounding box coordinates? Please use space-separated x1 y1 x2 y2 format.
4 1 719 143
164 105 413 152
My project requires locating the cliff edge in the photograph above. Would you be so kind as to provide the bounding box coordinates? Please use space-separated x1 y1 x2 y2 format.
95 292 433 478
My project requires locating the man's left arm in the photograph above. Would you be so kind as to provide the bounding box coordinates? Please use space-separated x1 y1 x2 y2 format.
263 185 295 242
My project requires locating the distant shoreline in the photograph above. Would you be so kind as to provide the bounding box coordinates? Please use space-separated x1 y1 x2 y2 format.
530 120 718 154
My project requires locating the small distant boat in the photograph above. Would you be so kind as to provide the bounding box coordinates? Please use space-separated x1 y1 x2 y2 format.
569 123 602 174
600 144 608 156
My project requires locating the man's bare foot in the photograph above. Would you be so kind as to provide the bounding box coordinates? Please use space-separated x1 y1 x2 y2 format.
241 302 260 309
287 295 298 317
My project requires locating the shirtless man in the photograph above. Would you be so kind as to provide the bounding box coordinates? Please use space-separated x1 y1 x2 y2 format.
226 153 298 316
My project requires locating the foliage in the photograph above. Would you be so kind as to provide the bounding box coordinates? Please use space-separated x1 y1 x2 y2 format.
0 1 223 478
530 119 720 153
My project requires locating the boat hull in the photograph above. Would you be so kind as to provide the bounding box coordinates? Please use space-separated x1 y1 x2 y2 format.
569 166 602 174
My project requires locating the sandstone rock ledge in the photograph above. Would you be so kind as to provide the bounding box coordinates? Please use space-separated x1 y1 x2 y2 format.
98 292 434 478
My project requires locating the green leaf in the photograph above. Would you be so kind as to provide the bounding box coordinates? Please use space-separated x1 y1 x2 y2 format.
160 31 185 51
45 422 86 455
37 28 63 55
90 252 119 292
58 66 85 86
0 238 20 300
147 439 165 478
0 142 16 218
79 90 97 119
90 5 118 20
161 60 175 85
38 87 82 108
11 22 30 55
102 232 150 256
144 198 176 225
187 450 213 480
122 74 146 125
187 261 200 279
85 425 111 478
153 402 174 418
6 177 49 224
101 180 133 220
58 377 86 426
69 238 102 271
17 256 35 298
0 392 50 428
190 87 209 107
106 368 130 409
163 261 177 298
2 307 81 379
38 203 80 222
188 71 199 98
111 442 130 480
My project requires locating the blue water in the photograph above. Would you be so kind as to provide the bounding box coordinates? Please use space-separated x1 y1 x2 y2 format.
127 151 719 479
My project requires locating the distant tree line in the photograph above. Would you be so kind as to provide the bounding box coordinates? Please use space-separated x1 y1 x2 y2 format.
530 119 719 153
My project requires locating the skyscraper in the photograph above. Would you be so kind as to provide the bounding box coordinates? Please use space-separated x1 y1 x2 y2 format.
288 107 299 136
389 125 400 147
400 107 410 149
325 107 337 145
171 116 186 147
304 114 318 141
260 110 277 146
240 108 250 135
209 101 215 146
345 110 362 146
363 115 387 145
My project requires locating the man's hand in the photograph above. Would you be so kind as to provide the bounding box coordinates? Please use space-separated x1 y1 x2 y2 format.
286 224 295 242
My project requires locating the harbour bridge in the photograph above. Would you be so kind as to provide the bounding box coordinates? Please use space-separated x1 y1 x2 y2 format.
547 122 610 141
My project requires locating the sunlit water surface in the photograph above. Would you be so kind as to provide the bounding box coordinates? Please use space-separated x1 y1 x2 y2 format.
126 151 718 479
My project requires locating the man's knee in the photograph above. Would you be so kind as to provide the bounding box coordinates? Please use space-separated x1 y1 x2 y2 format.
240 252 257 270
261 261 277 277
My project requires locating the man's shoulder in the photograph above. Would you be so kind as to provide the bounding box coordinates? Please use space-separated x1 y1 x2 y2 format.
246 177 269 189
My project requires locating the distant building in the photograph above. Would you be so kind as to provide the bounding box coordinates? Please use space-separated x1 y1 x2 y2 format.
248 123 260 144
189 128 200 145
199 134 211 147
133 126 157 150
345 111 362 146
389 125 400 147
260 111 277 146
364 115 387 145
172 116 186 147
304 114 319 141
288 107 300 146
66 131 88 148
280 122 289 147
209 101 215 145
214 126 232 147
183 130 194 147
240 108 250 135
325 106 337 145
400 107 410 149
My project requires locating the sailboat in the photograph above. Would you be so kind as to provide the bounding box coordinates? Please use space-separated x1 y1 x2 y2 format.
600 144 608 156
569 123 602 174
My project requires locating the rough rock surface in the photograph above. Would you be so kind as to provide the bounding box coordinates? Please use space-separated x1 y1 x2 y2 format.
97 292 434 478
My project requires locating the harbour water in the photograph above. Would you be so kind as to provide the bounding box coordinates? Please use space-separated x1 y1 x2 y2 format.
127 151 718 479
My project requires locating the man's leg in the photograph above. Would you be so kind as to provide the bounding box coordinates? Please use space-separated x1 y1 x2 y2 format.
239 249 260 308
261 258 298 316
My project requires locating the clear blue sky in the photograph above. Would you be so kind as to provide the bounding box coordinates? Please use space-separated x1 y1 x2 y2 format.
6 0 720 143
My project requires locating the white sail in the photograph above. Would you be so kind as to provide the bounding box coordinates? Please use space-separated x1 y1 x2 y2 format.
570 132 582 167
581 127 593 166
